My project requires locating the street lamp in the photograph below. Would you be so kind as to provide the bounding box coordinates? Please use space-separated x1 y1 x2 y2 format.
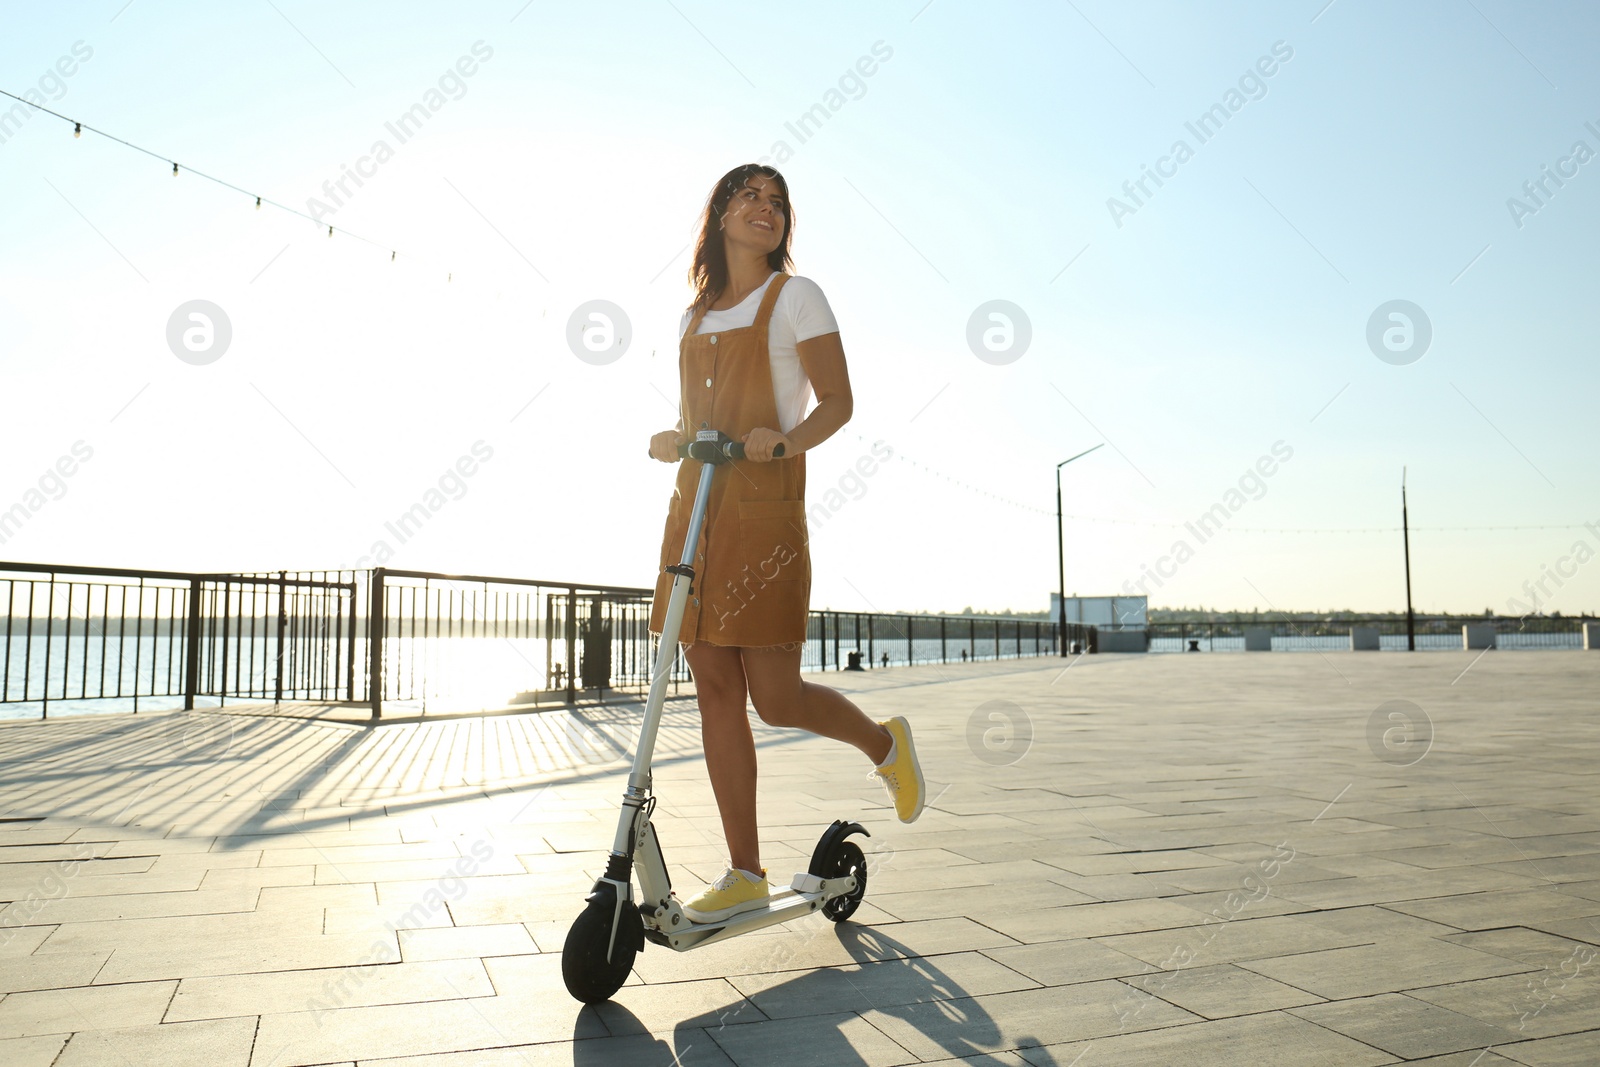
1056 443 1104 656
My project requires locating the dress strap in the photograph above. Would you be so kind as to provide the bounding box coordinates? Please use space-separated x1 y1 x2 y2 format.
682 272 789 340
685 303 710 337
752 273 790 338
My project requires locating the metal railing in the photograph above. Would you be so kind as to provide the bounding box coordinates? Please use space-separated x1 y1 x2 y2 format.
801 611 1088 669
3 560 1075 720
0 563 360 717
1146 615 1595 652
368 569 679 714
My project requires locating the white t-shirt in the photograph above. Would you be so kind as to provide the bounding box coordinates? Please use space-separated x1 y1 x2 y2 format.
678 273 839 434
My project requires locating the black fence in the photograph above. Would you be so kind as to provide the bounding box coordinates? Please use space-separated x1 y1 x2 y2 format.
2 561 1078 720
1145 615 1595 652
801 612 1084 671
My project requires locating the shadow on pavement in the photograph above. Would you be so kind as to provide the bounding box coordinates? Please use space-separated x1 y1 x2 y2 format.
567 923 1060 1066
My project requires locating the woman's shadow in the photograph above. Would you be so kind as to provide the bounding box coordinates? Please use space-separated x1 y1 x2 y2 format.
570 922 1061 1066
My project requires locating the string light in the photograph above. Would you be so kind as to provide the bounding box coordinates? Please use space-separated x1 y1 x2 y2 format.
0 86 454 279
844 432 1594 535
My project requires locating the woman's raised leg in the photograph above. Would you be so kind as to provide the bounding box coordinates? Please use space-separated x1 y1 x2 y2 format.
741 645 892 763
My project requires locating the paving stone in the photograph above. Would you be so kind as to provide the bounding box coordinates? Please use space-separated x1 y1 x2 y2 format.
325 903 456 934
586 976 763 1036
1238 937 1535 999
1442 926 1600 966
701 1010 917 1067
0 953 109 994
1493 1031 1600 1064
1522 915 1600 946
728 949 1039 1019
166 958 494 1021
1128 961 1323 1018
1384 890 1600 931
53 1016 256 1067
0 924 56 956
0 886 260 926
980 938 1151 986
1014 1010 1399 1066
1407 968 1600 1040
35 906 324 954
352 1031 738 1066
1289 993 1520 1059
977 898 1208 943
1290 905 1464 941
252 988 606 1065
0 1034 69 1067
863 980 1200 1059
93 933 392 984
397 923 537 962
3 868 207 899
0 979 176 1038
1273 867 1539 909
870 879 1098 922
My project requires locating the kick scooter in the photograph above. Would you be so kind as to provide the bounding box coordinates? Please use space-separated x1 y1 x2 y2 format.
561 427 871 1004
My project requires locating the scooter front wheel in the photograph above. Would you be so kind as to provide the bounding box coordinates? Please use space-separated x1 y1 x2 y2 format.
561 904 641 1003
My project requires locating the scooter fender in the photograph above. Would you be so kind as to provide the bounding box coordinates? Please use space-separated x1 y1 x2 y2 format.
583 877 644 963
806 819 871 878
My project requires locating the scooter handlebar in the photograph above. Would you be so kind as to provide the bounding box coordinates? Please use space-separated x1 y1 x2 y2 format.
651 439 785 462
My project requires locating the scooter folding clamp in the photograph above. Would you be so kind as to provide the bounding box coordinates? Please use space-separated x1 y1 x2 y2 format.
789 871 828 894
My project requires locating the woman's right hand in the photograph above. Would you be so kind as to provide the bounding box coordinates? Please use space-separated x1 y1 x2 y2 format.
649 429 687 462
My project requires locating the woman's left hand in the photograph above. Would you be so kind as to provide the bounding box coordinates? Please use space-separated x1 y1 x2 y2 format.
741 427 793 462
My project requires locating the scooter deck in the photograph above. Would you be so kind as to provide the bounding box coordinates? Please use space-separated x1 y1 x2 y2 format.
645 875 859 952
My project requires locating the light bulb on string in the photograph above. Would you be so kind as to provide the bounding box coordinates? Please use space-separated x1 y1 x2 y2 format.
172 162 178 177
255 196 261 210
73 122 81 138
328 226 334 238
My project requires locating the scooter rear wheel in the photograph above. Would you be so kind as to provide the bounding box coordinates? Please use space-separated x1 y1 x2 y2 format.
821 839 868 922
561 904 640 1003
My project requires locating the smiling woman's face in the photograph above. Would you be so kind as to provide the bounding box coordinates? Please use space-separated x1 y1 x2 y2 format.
719 174 787 255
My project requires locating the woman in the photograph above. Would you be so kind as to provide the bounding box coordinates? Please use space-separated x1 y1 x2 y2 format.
648 164 926 924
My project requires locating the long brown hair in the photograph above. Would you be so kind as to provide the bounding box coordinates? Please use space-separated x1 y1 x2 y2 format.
686 164 794 318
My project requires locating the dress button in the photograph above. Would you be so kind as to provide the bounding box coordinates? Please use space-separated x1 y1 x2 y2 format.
693 597 700 606
705 377 712 388
709 335 718 345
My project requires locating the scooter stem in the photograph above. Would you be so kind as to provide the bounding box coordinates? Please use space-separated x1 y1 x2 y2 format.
624 449 719 797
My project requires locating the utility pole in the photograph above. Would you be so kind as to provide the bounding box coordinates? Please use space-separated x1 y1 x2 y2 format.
1402 468 1415 651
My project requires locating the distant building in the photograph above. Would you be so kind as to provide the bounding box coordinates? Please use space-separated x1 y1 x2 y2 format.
1050 594 1147 631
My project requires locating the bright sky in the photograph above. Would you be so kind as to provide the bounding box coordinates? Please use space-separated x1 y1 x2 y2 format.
2 1 1596 617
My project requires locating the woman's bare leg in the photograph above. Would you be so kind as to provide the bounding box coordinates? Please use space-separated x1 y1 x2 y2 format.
741 646 893 763
683 642 762 874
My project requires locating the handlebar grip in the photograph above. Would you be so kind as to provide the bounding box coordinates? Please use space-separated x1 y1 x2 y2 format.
667 441 785 460
723 442 785 459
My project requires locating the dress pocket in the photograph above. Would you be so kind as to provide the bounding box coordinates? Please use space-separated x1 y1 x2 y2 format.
735 498 807 583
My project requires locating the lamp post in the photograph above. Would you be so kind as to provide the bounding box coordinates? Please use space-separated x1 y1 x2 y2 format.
1056 444 1104 656
1402 467 1415 651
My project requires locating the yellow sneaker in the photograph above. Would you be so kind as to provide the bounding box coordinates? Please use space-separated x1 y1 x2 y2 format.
681 867 769 924
871 716 925 823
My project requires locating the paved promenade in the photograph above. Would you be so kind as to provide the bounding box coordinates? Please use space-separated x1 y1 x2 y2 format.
2 650 1598 1065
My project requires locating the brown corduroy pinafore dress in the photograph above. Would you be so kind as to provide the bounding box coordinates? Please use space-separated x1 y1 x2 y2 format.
648 272 810 648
